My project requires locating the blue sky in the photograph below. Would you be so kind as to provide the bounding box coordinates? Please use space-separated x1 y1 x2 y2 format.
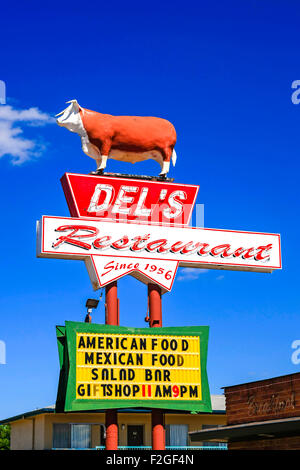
0 0 300 419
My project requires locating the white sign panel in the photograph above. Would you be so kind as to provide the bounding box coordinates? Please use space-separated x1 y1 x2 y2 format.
37 216 281 292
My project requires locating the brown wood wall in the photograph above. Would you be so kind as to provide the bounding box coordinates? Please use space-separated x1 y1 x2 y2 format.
224 373 300 425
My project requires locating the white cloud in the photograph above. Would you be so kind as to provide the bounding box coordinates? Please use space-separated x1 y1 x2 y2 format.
177 268 209 281
0 105 54 124
216 275 225 281
0 104 54 164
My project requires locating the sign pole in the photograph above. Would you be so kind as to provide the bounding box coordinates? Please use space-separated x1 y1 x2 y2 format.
105 281 119 450
148 283 166 450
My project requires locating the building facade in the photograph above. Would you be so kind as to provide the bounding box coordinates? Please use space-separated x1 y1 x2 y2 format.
190 373 300 450
1 395 226 450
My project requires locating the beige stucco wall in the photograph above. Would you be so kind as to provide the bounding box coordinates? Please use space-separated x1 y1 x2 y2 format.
11 420 33 450
10 414 46 450
10 411 226 449
34 415 45 450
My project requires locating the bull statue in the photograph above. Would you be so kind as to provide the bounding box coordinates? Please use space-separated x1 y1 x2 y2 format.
56 100 177 176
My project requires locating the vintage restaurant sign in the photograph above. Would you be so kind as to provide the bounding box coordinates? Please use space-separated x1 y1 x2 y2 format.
37 215 281 291
56 322 211 413
37 173 281 291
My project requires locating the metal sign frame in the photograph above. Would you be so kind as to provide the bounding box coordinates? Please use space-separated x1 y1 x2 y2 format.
56 321 211 413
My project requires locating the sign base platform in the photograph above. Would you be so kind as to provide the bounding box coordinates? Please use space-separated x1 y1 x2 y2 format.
88 171 175 183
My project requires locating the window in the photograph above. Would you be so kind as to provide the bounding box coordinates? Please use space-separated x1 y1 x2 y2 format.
53 424 92 449
53 423 71 449
166 425 188 447
71 424 91 449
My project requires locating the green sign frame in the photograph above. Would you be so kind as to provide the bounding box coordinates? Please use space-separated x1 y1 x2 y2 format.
56 321 211 413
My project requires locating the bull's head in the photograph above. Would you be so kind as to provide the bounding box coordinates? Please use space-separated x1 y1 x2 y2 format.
56 100 83 133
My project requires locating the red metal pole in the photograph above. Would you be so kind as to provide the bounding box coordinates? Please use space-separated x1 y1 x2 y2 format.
105 281 118 450
148 283 165 450
148 283 162 327
152 409 165 450
105 281 118 326
105 410 118 450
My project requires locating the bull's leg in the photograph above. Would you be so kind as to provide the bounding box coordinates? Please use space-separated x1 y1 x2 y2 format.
95 140 111 173
98 155 108 170
159 160 170 176
159 147 172 176
94 156 108 174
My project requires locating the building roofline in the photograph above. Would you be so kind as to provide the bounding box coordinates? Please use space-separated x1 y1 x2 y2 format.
0 398 225 425
189 416 300 442
221 371 300 390
0 406 56 425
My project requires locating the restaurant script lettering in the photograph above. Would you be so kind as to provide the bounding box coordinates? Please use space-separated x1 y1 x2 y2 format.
248 393 296 416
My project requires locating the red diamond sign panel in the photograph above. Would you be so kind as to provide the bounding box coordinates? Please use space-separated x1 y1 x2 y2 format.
61 173 199 226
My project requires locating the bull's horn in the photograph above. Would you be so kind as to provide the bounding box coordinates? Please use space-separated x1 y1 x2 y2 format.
55 110 65 117
55 99 80 117
66 99 80 111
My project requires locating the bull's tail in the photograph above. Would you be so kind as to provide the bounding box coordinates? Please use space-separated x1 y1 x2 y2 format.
172 148 177 167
